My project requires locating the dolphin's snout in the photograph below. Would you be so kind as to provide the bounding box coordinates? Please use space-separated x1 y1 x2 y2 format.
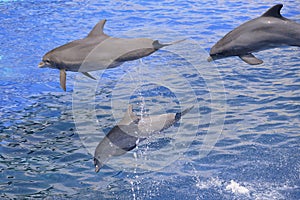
207 56 214 62
95 165 100 173
94 157 102 173
38 61 45 68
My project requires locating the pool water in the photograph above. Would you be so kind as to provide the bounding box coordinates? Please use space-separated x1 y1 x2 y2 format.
0 0 299 199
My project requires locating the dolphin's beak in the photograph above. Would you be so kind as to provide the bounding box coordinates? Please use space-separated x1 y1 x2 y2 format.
94 158 102 173
95 164 100 173
38 61 45 68
207 56 214 62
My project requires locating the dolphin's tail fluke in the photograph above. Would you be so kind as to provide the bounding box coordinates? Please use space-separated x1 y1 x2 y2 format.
175 105 194 121
153 38 186 50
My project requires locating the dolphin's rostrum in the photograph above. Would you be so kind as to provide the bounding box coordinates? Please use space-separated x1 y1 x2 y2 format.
208 4 300 65
39 19 184 91
93 105 194 173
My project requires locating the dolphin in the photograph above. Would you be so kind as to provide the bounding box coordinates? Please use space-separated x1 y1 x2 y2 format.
208 4 300 65
38 19 184 91
93 105 194 172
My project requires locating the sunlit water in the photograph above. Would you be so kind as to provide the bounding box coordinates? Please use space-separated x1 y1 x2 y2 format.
0 0 299 199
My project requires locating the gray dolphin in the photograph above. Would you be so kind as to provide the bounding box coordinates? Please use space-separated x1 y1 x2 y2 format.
93 105 194 172
39 19 184 91
208 4 300 65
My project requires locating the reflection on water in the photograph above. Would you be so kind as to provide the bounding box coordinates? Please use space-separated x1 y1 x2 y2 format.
0 0 299 199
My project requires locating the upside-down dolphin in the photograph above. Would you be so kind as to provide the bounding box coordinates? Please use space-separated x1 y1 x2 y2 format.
93 105 194 172
208 4 300 65
38 19 184 91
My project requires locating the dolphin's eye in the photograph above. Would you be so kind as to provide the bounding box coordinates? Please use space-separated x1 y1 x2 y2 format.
44 59 51 64
215 53 223 56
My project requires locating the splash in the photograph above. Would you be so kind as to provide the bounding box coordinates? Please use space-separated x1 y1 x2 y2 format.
226 180 250 195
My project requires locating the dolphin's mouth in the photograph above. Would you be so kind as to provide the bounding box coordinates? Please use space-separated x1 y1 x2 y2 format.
207 56 214 62
94 157 102 173
95 164 100 173
207 53 226 62
38 61 45 68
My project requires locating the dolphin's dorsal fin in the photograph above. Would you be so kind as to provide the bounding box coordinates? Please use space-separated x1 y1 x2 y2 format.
261 4 283 18
87 19 107 37
118 105 139 125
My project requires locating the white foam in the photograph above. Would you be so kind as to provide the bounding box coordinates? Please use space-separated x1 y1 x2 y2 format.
196 177 222 189
226 180 250 195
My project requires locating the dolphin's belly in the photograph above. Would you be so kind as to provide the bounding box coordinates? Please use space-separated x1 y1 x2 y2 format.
138 114 176 136
76 57 123 72
242 42 282 53
68 38 154 72
221 20 294 55
61 50 123 72
229 35 287 55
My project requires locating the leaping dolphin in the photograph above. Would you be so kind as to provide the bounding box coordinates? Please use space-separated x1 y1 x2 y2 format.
38 19 184 91
208 4 300 65
93 105 194 172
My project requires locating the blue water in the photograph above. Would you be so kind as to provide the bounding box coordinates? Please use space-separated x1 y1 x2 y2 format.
1 0 300 199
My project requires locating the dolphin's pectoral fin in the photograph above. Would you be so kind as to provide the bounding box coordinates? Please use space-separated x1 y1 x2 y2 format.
60 69 67 91
81 72 96 80
239 54 263 65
